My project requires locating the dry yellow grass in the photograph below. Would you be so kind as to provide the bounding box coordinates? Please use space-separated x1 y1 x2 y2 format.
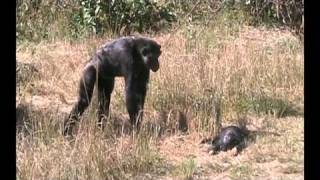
16 23 303 180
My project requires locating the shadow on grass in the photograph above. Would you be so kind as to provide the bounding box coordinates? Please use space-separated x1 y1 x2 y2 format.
235 96 303 118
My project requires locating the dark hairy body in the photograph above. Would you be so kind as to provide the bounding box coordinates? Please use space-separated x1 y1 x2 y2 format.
208 126 248 155
63 36 162 136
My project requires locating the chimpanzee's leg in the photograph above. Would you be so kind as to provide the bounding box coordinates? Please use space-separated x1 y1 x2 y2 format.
125 76 148 130
235 140 246 156
97 76 115 127
208 146 219 155
63 65 96 136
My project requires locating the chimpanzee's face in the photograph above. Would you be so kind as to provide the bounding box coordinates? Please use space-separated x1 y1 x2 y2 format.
141 41 161 72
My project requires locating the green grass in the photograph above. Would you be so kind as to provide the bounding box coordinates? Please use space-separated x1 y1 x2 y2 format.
173 158 197 180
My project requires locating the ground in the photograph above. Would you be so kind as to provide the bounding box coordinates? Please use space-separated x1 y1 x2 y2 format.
16 24 304 180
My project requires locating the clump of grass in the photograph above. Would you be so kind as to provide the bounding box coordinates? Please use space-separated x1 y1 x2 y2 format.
230 164 252 179
234 95 302 118
207 162 230 174
173 157 197 180
281 164 303 174
16 104 165 180
229 163 263 180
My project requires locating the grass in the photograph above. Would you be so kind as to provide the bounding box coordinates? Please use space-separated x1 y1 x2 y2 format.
229 163 254 179
173 158 197 180
16 106 165 180
16 13 303 179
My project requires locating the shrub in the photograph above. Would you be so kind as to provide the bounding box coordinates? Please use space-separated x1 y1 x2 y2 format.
16 0 177 41
73 0 176 35
237 0 303 38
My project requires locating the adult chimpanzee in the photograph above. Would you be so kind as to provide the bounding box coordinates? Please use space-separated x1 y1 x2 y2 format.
63 36 162 136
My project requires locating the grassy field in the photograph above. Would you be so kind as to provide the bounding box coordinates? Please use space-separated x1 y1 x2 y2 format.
16 20 303 180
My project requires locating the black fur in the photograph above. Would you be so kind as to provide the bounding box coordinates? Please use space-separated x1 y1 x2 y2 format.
63 36 162 136
209 126 248 155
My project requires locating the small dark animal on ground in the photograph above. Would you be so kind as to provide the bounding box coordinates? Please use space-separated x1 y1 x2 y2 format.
202 126 248 156
63 36 162 136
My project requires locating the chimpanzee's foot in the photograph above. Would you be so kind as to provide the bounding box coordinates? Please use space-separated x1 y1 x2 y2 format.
63 117 77 137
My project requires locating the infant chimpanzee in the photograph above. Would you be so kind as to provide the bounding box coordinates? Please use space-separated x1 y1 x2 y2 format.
203 126 248 156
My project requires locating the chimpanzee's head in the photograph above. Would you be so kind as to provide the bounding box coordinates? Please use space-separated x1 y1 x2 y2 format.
135 37 162 72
